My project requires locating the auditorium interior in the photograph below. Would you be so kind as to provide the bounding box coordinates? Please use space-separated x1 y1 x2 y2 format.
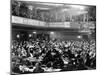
11 0 96 74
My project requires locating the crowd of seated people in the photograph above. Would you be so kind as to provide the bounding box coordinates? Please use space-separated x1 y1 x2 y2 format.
11 38 96 74
12 0 96 22
12 0 51 22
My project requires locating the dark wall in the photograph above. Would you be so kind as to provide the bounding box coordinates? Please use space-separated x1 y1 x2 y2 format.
12 29 87 41
49 31 83 41
12 29 29 41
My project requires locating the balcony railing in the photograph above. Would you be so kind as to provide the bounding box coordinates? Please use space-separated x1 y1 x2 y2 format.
12 16 95 29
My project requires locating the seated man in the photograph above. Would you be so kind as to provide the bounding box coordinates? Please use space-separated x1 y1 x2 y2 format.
33 62 44 73
42 48 64 69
